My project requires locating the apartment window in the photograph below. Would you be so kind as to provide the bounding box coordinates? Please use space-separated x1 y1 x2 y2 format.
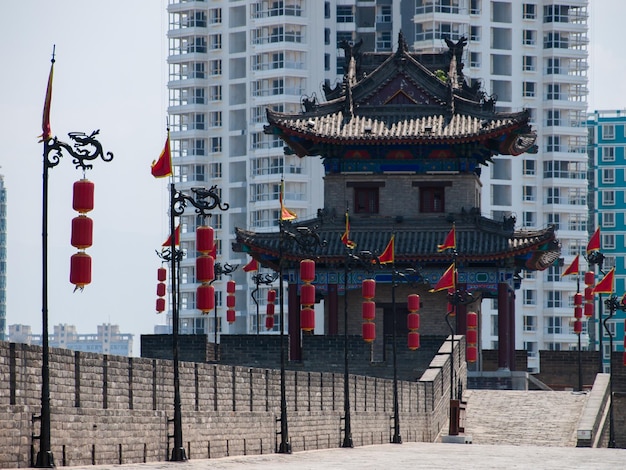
210 59 222 75
209 162 222 178
546 187 560 204
544 160 585 179
546 57 561 75
470 26 481 42
325 1 330 18
523 55 536 71
354 187 379 214
522 211 536 227
324 28 330 45
210 137 222 153
420 186 445 213
209 85 222 101
193 165 205 182
522 3 536 19
546 84 561 100
209 8 222 24
209 34 222 50
521 81 535 98
193 113 205 130
602 146 616 161
546 266 560 282
376 31 392 51
604 255 616 270
603 321 617 338
523 289 536 305
470 52 481 68
523 159 536 175
603 124 615 140
523 30 536 45
192 139 205 156
523 185 536 201
337 6 354 23
546 135 561 152
377 5 392 23
470 0 481 15
193 62 205 79
209 111 222 127
546 316 563 334
602 168 615 184
193 88 205 104
602 234 616 249
602 190 615 206
546 213 560 229
544 5 569 23
324 53 330 70
602 212 615 228
546 110 560 126
337 31 353 49
523 316 537 332
544 32 568 49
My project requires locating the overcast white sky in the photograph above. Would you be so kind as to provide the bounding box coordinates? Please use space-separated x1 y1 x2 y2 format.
0 1 624 355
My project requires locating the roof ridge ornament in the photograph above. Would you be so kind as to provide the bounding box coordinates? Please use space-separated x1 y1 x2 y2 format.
396 31 409 56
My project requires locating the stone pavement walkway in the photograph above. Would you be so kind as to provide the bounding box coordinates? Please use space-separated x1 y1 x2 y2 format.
37 442 626 470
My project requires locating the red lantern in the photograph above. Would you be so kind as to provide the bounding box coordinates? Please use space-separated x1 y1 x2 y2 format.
226 294 236 308
301 307 315 331
157 267 167 282
157 282 166 297
227 308 236 324
197 284 215 312
362 279 375 299
156 297 166 313
72 179 94 214
362 301 375 321
584 271 595 286
574 306 583 319
466 311 478 329
267 289 276 303
300 283 316 306
196 225 215 254
227 280 236 294
408 331 420 350
362 322 376 343
407 312 420 330
70 252 92 289
71 215 93 249
265 315 275 330
196 255 215 283
407 294 420 312
574 292 583 306
300 259 315 283
466 329 478 345
584 287 594 302
574 320 582 334
266 303 275 316
466 346 478 363
584 302 594 317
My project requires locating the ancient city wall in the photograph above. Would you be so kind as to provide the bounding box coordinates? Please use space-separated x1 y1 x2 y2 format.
0 338 464 467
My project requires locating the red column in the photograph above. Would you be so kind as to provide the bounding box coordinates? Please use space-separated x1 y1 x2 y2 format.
328 283 339 335
508 287 516 371
497 282 510 369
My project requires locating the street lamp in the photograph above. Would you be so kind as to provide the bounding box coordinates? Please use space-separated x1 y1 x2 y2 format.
251 272 279 334
165 184 229 461
38 115 112 466
276 221 326 453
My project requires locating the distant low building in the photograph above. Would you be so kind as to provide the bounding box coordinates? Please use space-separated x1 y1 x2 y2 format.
8 323 133 356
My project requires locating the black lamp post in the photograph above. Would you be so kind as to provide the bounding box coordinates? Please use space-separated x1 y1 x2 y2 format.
210 262 238 358
276 221 326 453
165 184 229 461
588 250 605 374
39 122 112 466
602 294 622 448
251 272 279 334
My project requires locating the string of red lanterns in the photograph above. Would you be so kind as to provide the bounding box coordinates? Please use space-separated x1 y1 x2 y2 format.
362 279 376 343
407 294 420 350
584 271 595 319
69 179 94 291
300 259 315 332
226 279 236 324
196 225 215 313
156 266 167 313
466 311 478 363
266 289 276 330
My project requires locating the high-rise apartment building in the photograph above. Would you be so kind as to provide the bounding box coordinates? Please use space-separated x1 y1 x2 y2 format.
410 0 589 372
587 110 626 373
165 1 590 370
0 174 5 341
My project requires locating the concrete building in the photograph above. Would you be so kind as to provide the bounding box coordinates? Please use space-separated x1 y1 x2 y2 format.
587 110 626 373
409 0 590 372
0 174 5 341
164 1 590 370
8 323 133 356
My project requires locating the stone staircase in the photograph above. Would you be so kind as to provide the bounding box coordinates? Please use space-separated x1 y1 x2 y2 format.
461 389 590 446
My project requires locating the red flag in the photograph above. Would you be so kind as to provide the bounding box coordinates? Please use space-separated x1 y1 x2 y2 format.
378 235 394 264
561 254 580 277
437 226 456 252
593 268 615 294
341 210 356 249
430 263 456 292
151 133 173 178
243 258 258 272
162 224 180 247
39 56 55 142
587 228 600 254
279 180 297 221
